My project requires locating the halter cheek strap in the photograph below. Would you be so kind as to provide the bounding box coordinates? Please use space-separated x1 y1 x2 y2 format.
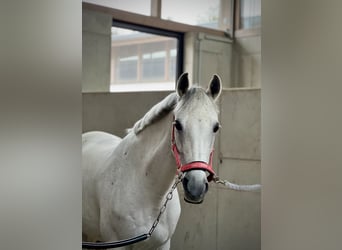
171 122 216 182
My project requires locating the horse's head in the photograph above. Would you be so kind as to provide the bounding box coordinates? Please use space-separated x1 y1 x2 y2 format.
173 72 222 204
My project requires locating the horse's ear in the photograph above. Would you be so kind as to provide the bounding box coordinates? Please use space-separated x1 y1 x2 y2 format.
206 74 222 101
176 72 189 97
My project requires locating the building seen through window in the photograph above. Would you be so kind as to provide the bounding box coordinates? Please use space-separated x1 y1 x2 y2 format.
110 27 179 92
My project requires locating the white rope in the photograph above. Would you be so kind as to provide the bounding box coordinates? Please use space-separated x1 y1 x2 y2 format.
223 181 261 191
214 177 261 192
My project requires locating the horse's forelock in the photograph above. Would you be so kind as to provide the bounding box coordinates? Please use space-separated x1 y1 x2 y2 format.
175 87 219 114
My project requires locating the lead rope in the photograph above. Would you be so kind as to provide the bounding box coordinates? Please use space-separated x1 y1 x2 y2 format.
213 175 261 191
82 173 183 249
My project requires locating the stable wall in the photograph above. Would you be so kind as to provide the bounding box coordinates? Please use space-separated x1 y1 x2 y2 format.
233 34 261 88
82 8 260 250
82 91 172 138
82 9 111 92
82 88 261 250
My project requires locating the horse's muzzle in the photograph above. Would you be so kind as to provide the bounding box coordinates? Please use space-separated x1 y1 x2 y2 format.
182 171 209 204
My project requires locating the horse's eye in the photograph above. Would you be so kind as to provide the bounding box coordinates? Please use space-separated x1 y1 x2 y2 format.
174 120 183 131
213 123 220 133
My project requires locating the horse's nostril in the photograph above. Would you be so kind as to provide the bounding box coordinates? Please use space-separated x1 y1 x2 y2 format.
205 182 209 193
182 176 189 192
183 176 189 186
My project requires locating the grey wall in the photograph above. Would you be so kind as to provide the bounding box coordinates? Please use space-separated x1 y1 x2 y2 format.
82 8 261 250
82 91 173 138
216 89 261 250
184 32 233 88
82 10 111 92
233 35 261 88
184 32 261 89
82 89 261 250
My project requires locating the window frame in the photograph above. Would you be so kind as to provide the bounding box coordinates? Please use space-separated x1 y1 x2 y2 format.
83 2 229 37
83 1 260 39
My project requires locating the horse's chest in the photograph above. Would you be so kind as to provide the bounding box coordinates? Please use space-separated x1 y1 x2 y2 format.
108 192 180 248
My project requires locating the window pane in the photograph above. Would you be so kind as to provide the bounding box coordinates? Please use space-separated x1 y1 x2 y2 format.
240 0 261 29
142 50 166 80
111 27 179 92
118 55 138 81
162 0 226 30
83 0 151 16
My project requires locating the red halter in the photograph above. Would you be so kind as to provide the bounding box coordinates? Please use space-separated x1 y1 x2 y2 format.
171 121 216 182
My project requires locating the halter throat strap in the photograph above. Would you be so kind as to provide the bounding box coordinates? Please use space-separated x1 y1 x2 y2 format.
171 120 216 182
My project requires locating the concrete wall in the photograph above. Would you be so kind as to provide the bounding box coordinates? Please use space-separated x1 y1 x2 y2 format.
82 8 260 250
184 32 261 89
233 35 261 88
82 89 261 250
82 91 172 138
82 9 111 92
217 89 261 250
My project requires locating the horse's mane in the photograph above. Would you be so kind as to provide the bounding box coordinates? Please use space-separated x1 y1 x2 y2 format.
128 92 178 135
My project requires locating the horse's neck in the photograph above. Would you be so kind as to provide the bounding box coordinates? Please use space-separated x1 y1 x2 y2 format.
126 113 176 200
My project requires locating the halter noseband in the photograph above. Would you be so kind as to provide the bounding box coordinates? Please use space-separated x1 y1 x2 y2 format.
171 119 216 182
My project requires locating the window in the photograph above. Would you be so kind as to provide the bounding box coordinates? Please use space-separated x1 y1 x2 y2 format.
162 0 223 30
238 0 261 30
110 23 183 92
118 54 138 81
83 0 261 92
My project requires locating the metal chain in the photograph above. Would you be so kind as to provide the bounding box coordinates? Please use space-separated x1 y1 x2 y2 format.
212 175 225 185
147 172 184 237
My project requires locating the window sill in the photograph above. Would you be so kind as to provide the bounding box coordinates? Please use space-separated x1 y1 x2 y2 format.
235 28 261 38
110 82 175 93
